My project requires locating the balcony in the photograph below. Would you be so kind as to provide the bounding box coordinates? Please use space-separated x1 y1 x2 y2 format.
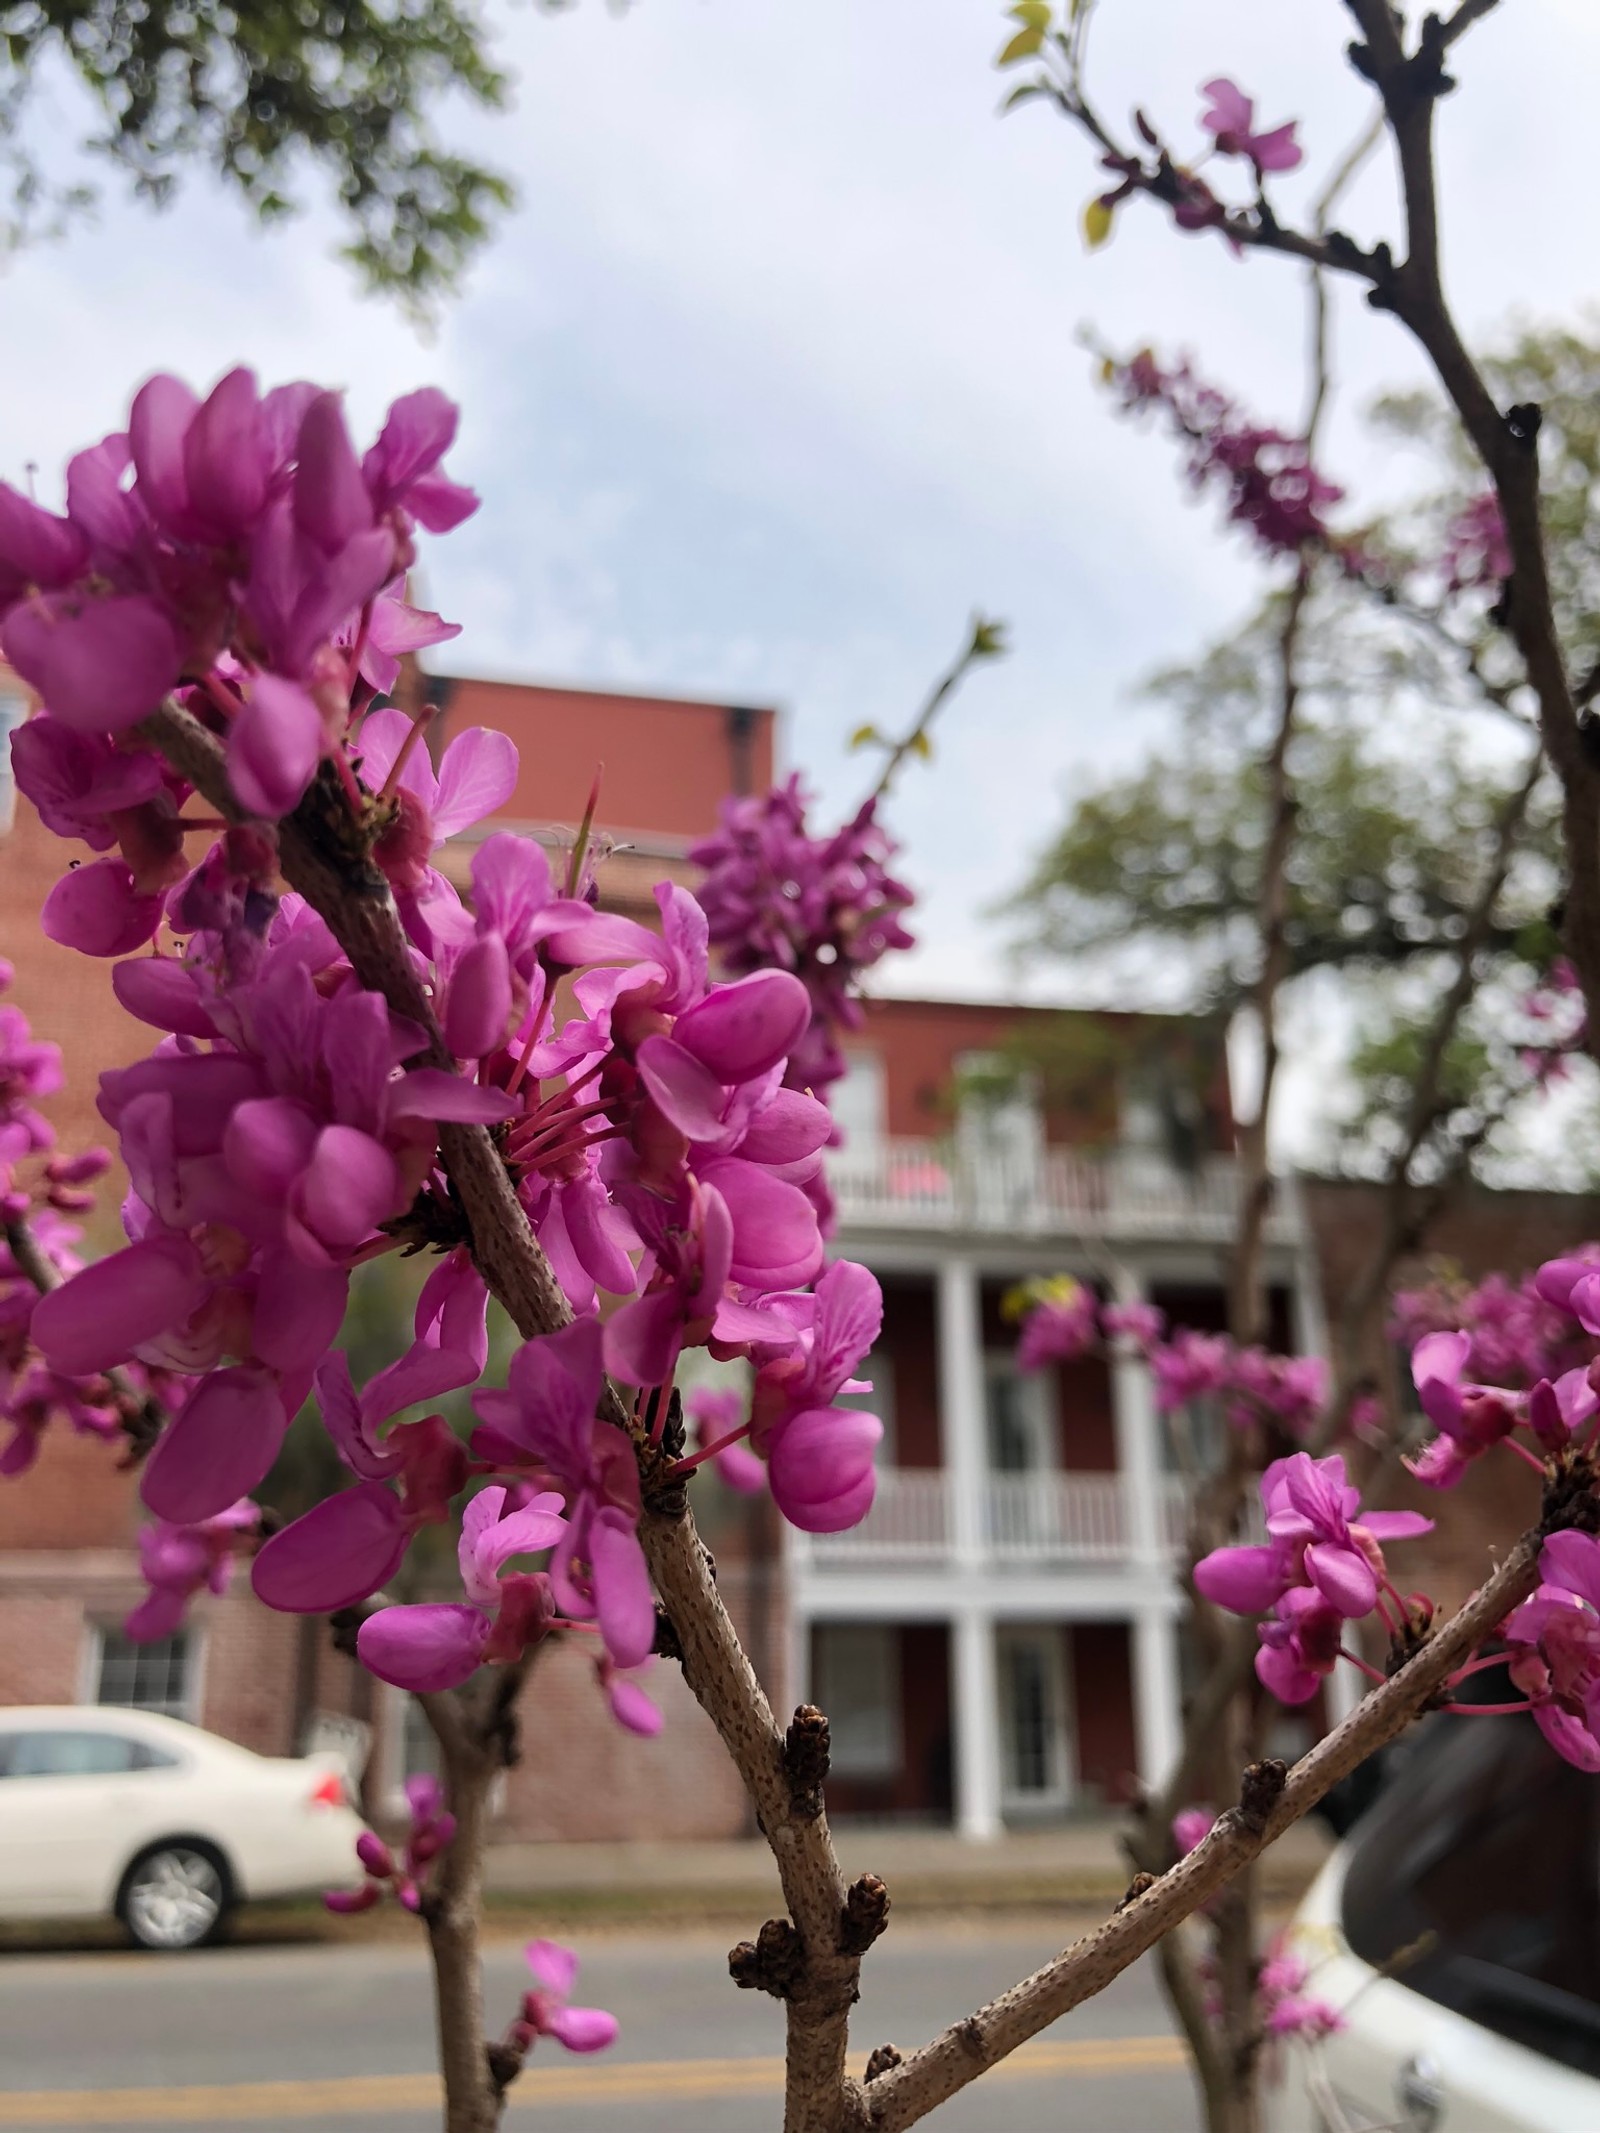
827 1141 1302 1245
801 1469 1194 1571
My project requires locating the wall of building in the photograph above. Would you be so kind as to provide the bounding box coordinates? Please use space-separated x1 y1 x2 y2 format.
432 676 775 843
1069 1623 1138 1806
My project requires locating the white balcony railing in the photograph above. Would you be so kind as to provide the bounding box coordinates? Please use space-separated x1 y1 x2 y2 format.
805 1471 1197 1570
827 1141 1302 1244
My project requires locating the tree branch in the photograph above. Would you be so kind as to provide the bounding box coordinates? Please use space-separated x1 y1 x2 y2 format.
852 1535 1540 2131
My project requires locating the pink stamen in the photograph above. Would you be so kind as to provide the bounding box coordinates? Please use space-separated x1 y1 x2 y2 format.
1339 1647 1387 1685
671 1419 754 1479
1440 1699 1535 1717
1502 1436 1548 1474
377 704 437 801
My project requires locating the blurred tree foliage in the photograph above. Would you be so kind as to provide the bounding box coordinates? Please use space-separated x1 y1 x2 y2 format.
0 0 580 301
1000 322 1600 1183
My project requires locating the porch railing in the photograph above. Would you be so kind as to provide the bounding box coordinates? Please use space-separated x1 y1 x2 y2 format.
804 1470 1203 1569
827 1141 1302 1243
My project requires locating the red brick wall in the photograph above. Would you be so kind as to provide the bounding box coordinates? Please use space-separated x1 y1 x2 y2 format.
434 676 775 844
855 997 1234 1150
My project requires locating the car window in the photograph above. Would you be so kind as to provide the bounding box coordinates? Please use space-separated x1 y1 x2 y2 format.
0 1730 177 1777
1342 1673 1600 2079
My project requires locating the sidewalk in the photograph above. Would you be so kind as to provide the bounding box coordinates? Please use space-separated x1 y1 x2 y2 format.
484 1818 1332 1920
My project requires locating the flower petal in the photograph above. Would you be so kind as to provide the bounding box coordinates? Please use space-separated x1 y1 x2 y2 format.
251 1483 409 1611
140 1365 289 1524
357 1603 489 1693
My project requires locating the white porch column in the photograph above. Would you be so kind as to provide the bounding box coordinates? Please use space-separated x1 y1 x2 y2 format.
938 1256 989 1571
1132 1604 1183 1792
952 1607 1002 1839
1325 1650 1366 1730
1109 1262 1166 1567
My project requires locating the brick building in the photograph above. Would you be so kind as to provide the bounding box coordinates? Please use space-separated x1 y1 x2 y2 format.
2 672 1596 1839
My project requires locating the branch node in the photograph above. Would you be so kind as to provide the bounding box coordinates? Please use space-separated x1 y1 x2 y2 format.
784 1703 831 1817
1541 1445 1600 1535
651 1601 685 1663
485 2040 524 2097
728 1916 804 1999
839 1872 891 1954
639 1390 690 1516
1234 1757 1288 1836
1117 1871 1159 1911
1505 401 1543 450
864 2044 903 2083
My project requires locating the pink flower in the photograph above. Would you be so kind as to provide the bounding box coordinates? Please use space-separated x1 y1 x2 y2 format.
472 1317 656 1670
125 1500 260 1641
1406 1330 1519 1487
356 1483 566 1693
1198 79 1303 175
325 1770 457 1915
509 1941 618 2057
1504 1531 1600 1772
1015 1280 1099 1371
689 775 915 1101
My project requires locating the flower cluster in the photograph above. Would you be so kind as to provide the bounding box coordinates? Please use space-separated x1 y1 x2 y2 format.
0 965 166 1474
1103 347 1343 561
325 1772 456 1915
1439 492 1512 594
1008 1281 1330 1440
1505 1531 1600 1772
1083 76 1302 256
689 773 915 1103
1394 1251 1600 1487
126 1500 261 1641
11 367 895 1736
1 368 469 869
1195 1452 1433 1704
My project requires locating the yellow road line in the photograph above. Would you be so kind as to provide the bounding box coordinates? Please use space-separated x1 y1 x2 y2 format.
0 2035 1185 2124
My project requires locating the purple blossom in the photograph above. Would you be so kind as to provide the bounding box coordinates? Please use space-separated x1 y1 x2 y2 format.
508 1941 618 2057
1198 78 1304 175
689 775 915 1099
1504 1531 1600 1772
125 1500 260 1641
356 1484 566 1693
472 1318 656 1670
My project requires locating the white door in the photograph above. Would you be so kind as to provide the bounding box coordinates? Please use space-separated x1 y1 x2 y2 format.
0 1727 176 1916
997 1628 1071 1816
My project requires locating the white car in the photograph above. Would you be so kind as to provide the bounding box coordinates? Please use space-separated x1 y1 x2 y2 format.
1265 1696 1600 2133
0 1706 367 1950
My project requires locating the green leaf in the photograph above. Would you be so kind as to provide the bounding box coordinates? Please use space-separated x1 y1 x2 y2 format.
1082 196 1115 249
908 731 934 761
1000 81 1049 113
997 25 1046 64
1007 3 1052 28
848 724 883 751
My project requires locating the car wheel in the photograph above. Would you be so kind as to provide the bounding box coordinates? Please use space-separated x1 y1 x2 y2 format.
117 1842 231 1951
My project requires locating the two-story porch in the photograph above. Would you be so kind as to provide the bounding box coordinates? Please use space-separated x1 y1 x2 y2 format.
787 1133 1326 1837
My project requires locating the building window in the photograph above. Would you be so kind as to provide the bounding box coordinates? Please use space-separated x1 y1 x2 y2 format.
95 1629 196 1721
814 1624 900 1779
0 691 27 832
998 1628 1069 1809
831 1051 885 1155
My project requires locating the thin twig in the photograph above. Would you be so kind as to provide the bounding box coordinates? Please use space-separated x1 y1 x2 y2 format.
852 1536 1539 2130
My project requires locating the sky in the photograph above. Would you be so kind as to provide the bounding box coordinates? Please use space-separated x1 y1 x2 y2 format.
2 0 1596 1150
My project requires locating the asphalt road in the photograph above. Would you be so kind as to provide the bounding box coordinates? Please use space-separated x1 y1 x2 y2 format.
0 1922 1196 2131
